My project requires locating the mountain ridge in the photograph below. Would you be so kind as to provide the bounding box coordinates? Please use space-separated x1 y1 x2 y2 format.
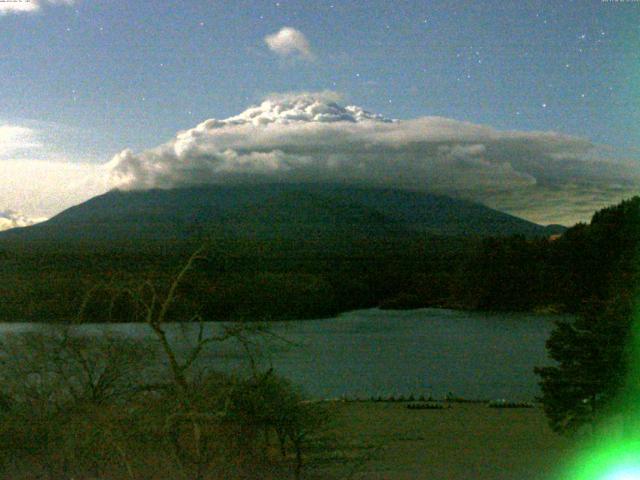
0 183 566 242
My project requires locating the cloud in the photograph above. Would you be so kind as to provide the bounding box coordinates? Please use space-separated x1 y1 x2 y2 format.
1 159 110 220
0 120 112 223
107 92 640 225
264 27 314 60
0 209 46 231
0 125 41 157
0 0 75 15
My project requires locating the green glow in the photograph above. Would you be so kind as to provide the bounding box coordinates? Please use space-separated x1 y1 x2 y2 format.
555 26 640 479
603 468 640 480
564 440 640 480
559 293 640 479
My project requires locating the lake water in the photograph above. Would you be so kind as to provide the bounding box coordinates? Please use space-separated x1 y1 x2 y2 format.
0 308 563 401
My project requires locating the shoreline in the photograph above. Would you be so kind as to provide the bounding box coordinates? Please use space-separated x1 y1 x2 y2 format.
0 304 572 324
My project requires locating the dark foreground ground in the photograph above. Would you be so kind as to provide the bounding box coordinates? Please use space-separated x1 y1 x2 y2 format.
322 401 573 480
0 399 578 479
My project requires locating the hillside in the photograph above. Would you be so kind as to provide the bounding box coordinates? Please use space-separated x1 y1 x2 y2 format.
0 184 563 242
0 184 588 323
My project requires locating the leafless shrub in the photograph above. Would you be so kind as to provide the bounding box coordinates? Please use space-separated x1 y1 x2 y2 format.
0 246 338 479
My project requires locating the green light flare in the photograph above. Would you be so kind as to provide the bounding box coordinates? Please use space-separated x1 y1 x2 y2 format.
604 468 640 480
560 290 640 479
563 440 640 480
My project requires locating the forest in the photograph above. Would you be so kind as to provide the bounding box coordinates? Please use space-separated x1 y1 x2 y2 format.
0 197 637 324
0 197 637 478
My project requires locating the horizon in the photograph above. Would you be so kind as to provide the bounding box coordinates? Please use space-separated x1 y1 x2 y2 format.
4 179 633 232
1 0 639 228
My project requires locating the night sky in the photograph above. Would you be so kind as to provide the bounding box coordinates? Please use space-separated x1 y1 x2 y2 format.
0 0 638 227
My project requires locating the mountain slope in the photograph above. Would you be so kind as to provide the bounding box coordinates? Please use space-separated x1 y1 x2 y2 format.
0 184 563 241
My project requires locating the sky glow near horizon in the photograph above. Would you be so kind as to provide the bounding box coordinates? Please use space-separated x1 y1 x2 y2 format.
0 0 638 229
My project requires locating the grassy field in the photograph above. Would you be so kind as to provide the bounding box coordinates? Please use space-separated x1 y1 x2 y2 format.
321 401 574 480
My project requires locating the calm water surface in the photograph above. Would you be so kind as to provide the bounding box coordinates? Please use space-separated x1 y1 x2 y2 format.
1 308 563 401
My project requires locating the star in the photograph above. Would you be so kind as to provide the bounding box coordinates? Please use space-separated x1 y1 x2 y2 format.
541 103 547 108
579 34 586 40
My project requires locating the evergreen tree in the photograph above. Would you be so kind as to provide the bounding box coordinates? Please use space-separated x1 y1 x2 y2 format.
535 294 633 434
535 197 640 435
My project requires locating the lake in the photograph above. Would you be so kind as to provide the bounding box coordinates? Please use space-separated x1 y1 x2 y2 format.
0 308 563 401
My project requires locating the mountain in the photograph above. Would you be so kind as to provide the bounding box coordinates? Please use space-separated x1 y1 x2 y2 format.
0 184 565 242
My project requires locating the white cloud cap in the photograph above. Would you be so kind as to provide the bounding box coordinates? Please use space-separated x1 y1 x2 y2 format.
264 27 314 59
106 92 640 226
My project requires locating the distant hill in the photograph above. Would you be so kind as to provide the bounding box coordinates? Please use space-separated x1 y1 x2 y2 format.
0 184 565 242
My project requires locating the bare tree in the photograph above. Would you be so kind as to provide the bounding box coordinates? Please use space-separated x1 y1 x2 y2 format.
0 246 336 479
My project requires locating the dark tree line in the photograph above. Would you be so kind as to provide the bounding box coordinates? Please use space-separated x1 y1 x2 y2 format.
1 199 639 323
0 261 335 480
535 197 640 435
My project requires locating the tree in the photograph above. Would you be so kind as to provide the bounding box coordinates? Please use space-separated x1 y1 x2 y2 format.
535 293 634 435
126 245 330 479
535 197 640 435
0 329 153 411
0 330 154 479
